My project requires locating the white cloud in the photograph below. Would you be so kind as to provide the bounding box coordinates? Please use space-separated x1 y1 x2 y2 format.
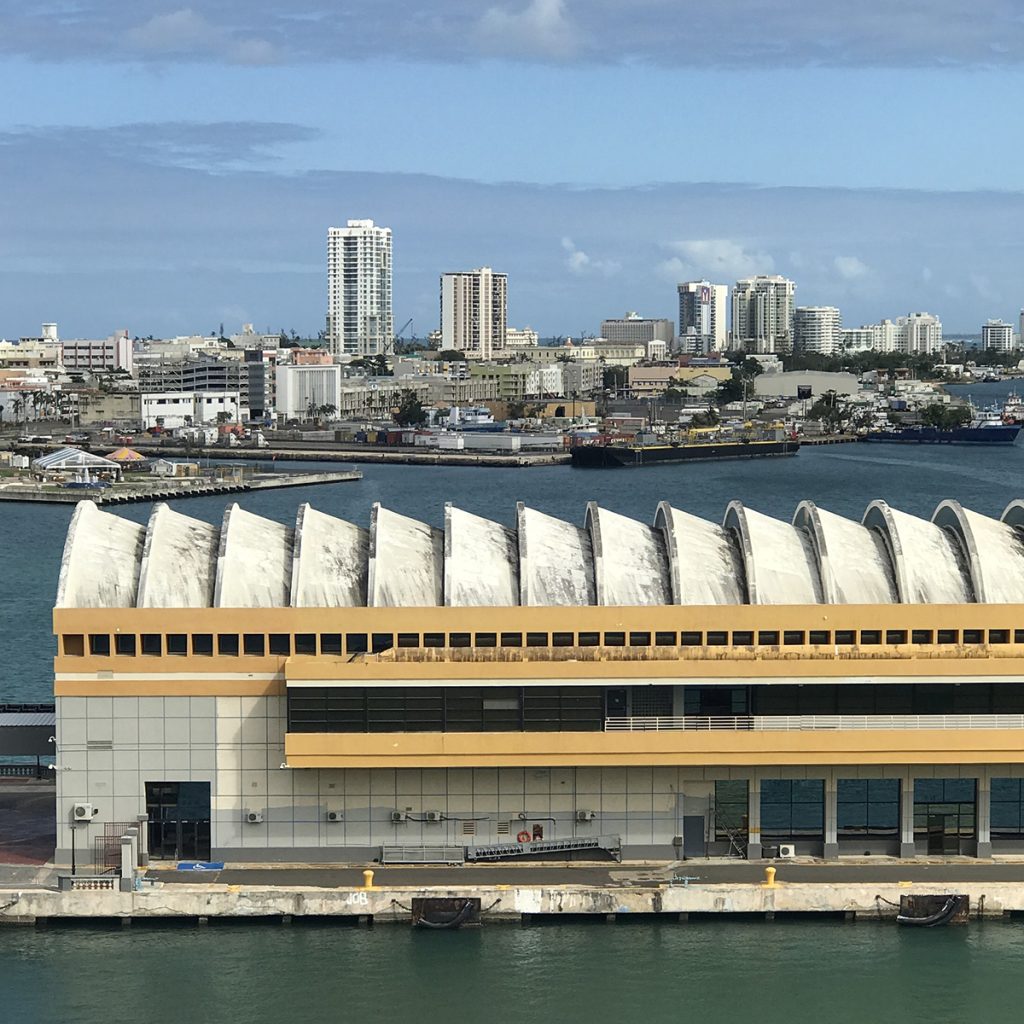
561 236 619 276
477 0 579 58
834 255 869 280
125 8 278 65
658 239 774 283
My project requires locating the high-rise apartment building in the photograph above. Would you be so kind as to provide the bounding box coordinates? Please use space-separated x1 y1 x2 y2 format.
730 276 796 354
896 312 942 355
677 282 728 354
982 319 1016 353
440 267 507 360
326 219 392 358
793 307 842 356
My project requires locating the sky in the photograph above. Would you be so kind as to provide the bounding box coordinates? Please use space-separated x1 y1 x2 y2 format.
2 1 1024 339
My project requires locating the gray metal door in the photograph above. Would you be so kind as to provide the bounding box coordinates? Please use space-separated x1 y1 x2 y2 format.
683 815 706 858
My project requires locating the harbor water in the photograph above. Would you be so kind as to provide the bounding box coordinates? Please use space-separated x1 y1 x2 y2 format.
4 918 1024 1024
7 441 1024 703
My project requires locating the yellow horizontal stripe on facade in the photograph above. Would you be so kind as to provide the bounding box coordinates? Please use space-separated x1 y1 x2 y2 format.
54 678 284 697
284 729 1024 769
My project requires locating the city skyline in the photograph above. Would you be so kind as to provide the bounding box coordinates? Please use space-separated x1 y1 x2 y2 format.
4 2 1024 337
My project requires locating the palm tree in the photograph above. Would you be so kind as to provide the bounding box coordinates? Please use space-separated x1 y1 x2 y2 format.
12 395 25 424
319 404 337 421
306 398 318 422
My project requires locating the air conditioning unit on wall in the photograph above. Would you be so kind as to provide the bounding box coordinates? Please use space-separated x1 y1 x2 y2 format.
424 810 443 822
245 809 264 824
778 844 796 859
72 803 96 822
326 810 344 822
391 810 407 823
576 810 596 822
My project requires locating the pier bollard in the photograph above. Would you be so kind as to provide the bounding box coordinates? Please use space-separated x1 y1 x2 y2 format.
763 866 777 888
362 869 375 889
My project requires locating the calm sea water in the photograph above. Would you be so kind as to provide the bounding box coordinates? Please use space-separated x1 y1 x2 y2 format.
3 920 1024 1024
7 443 1024 703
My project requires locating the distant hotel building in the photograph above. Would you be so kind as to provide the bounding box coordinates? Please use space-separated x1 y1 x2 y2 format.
982 320 1016 353
677 282 727 354
730 276 796 354
600 313 673 348
326 219 393 358
793 306 842 357
440 267 507 360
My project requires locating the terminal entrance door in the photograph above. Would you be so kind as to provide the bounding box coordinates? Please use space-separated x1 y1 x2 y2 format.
145 782 211 861
926 815 960 856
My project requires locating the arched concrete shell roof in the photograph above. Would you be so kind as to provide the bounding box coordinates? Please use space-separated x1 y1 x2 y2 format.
444 505 518 607
586 504 670 606
214 504 294 608
933 501 1024 604
794 502 897 605
59 498 1024 609
56 500 144 608
654 503 745 605
723 502 822 605
138 503 217 608
368 504 443 607
862 501 972 604
291 504 368 608
517 504 595 606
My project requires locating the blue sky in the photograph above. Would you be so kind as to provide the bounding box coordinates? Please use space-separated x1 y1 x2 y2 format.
2 1 1024 338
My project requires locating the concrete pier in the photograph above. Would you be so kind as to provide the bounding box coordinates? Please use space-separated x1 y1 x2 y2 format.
0 879 1019 925
0 469 361 505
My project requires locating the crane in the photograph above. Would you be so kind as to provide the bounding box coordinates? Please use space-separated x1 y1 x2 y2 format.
386 318 413 354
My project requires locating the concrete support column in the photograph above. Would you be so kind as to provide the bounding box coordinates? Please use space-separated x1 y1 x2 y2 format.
823 771 838 860
119 836 134 893
746 777 762 859
136 815 150 867
976 772 992 859
900 774 916 858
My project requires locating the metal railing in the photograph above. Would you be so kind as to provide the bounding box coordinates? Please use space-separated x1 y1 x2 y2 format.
380 845 465 865
604 714 1024 732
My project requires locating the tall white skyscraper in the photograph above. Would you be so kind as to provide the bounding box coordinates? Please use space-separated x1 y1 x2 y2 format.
793 306 842 356
730 275 796 354
677 281 728 354
326 219 392 358
440 267 507 360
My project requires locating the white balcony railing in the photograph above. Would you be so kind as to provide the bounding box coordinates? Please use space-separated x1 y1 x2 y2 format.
604 714 1024 732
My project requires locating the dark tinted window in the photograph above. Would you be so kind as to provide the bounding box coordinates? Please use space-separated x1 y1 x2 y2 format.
218 633 239 656
192 634 213 656
115 634 137 656
243 634 265 656
89 634 110 656
269 634 291 655
166 633 188 655
141 634 162 656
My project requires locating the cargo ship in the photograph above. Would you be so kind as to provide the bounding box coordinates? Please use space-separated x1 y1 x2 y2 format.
570 437 800 468
862 424 1021 446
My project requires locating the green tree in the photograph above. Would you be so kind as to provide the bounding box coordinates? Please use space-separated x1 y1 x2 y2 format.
435 349 467 362
920 403 972 429
393 389 427 426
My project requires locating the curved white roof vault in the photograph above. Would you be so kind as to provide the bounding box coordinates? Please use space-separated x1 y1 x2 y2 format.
137 503 218 608
444 504 519 607
586 504 670 606
862 501 973 604
793 501 897 605
290 504 368 608
56 500 145 608
368 504 443 607
933 501 1024 604
214 504 294 608
654 502 745 605
55 498 1024 611
723 502 822 605
517 504 596 606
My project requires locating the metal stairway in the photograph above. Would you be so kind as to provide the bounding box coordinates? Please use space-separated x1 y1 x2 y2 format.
465 834 622 862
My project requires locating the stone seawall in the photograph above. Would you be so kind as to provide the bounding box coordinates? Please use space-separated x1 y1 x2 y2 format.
0 882 1015 924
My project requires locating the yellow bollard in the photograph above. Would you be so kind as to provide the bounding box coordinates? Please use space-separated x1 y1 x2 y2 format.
362 869 375 889
763 865 777 887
